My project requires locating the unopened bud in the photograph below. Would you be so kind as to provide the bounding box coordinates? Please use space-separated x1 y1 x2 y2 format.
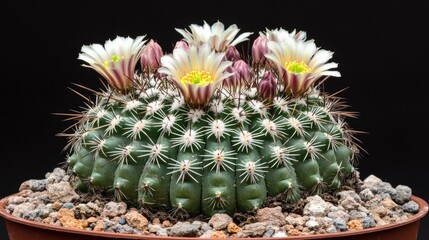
222 66 239 89
174 40 189 51
233 60 252 83
225 46 241 61
258 71 277 102
141 39 163 71
252 36 269 66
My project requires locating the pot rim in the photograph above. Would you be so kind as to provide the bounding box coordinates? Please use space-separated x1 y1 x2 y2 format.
0 193 428 240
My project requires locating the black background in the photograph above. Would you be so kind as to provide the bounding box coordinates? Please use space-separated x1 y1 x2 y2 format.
1 0 428 239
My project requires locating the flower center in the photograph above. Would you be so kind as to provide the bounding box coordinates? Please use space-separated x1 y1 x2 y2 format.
285 61 311 74
181 70 213 86
103 55 123 69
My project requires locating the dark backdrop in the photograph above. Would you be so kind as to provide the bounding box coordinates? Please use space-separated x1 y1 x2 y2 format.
1 0 428 239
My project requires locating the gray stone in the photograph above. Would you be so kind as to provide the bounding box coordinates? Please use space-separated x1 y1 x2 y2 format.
170 222 199 237
29 179 47 192
325 225 337 233
362 175 382 187
303 195 333 217
191 220 202 229
199 230 214 238
263 226 275 237
327 210 350 222
119 217 126 225
392 185 412 204
359 188 374 201
76 204 95 217
47 182 79 202
333 218 348 232
102 201 127 218
45 168 67 184
402 200 419 213
11 202 36 218
362 216 376 228
305 219 319 230
340 196 362 211
376 182 397 195
337 190 362 203
62 202 74 209
242 222 266 237
200 222 212 232
272 231 287 237
349 210 367 220
156 227 168 236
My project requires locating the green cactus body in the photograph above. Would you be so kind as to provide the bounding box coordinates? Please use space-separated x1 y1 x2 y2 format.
65 23 360 217
66 89 357 216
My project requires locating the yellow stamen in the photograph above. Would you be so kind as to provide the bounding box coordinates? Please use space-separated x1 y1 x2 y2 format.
103 55 124 69
181 70 213 86
285 61 311 74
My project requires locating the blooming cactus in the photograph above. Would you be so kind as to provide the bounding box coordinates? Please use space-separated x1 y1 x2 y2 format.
64 21 358 218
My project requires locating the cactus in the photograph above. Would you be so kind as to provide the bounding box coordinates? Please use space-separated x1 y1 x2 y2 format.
61 21 360 217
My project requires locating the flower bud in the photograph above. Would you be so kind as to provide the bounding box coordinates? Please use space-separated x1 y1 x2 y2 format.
222 66 238 89
258 71 277 102
225 46 241 61
141 39 163 71
252 36 269 66
233 60 252 83
174 40 189 51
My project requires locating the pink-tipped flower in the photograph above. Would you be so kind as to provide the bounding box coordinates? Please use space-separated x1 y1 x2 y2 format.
233 60 252 84
141 39 163 71
158 44 233 108
175 21 253 52
252 36 269 66
78 36 146 93
265 33 340 96
174 40 189 51
258 71 277 102
225 46 241 61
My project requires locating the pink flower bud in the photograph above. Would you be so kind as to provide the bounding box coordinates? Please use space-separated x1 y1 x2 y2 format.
225 46 241 61
141 39 163 71
222 66 238 89
233 60 252 83
252 36 269 66
174 40 189 51
258 71 277 102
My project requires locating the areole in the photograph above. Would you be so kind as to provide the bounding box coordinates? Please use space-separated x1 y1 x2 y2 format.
1 194 428 240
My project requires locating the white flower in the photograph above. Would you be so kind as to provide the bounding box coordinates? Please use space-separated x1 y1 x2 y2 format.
78 36 146 93
158 44 233 108
175 21 252 52
262 28 307 43
265 33 341 96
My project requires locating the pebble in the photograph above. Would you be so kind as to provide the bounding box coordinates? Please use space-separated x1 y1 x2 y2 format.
333 217 348 231
62 202 74 209
102 201 127 218
208 213 232 230
362 216 376 228
256 206 286 226
393 185 412 204
402 200 419 213
169 221 199 237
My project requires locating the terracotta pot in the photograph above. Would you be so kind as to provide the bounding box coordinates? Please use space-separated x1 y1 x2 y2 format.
0 194 427 240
